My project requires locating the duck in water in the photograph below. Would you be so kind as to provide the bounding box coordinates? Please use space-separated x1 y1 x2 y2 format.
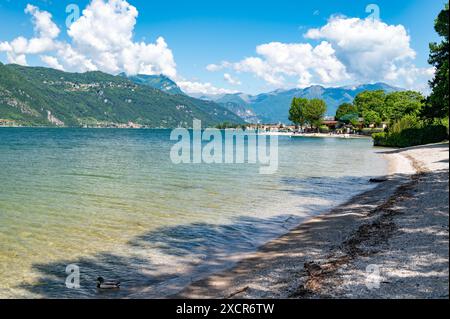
96 277 120 289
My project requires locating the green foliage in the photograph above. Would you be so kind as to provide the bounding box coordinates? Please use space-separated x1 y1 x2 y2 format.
349 117 361 128
319 125 330 133
353 89 425 126
384 91 424 121
389 114 422 134
303 98 327 129
354 90 387 120
120 73 184 95
422 3 449 119
288 97 308 127
339 113 359 124
361 127 384 136
336 102 358 120
362 110 382 126
373 114 448 147
289 97 327 129
0 64 243 127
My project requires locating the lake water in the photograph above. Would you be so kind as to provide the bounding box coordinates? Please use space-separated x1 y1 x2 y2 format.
0 128 388 298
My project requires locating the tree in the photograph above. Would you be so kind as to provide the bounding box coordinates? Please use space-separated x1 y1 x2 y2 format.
339 113 359 124
288 97 308 129
384 91 424 122
336 102 358 120
303 98 327 130
354 90 387 120
422 4 449 119
362 110 381 126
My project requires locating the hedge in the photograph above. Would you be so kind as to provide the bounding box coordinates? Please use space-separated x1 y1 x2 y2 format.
373 124 448 147
361 127 385 136
319 125 330 133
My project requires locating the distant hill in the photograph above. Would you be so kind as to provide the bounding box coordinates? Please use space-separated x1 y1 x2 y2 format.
119 73 184 95
200 83 402 124
0 64 243 127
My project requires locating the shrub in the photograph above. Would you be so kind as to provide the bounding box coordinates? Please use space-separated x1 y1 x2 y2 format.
361 127 384 136
372 132 387 145
319 125 330 133
373 125 448 147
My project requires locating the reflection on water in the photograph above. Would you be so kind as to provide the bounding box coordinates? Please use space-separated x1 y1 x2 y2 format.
0 128 387 298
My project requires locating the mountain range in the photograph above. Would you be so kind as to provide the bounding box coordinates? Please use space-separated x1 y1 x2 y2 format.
119 74 401 124
0 62 402 127
0 63 242 127
194 83 401 123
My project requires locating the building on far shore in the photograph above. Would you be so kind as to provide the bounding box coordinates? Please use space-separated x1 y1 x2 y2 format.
245 123 296 132
0 119 18 127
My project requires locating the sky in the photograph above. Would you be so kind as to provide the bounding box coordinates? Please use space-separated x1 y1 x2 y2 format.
0 0 447 95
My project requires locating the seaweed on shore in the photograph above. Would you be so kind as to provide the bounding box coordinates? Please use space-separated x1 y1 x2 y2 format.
291 156 427 298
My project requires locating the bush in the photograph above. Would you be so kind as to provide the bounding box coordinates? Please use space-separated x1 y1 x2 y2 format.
373 125 448 147
319 125 330 133
361 127 384 136
372 132 387 145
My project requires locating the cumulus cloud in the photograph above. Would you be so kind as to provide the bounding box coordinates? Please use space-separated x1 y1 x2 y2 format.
223 73 241 85
0 0 177 78
213 41 349 88
65 0 177 77
305 16 416 83
207 15 433 91
0 5 59 64
40 55 64 71
178 80 238 95
25 4 60 39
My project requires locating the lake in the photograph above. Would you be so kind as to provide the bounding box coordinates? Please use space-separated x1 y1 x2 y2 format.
0 128 388 298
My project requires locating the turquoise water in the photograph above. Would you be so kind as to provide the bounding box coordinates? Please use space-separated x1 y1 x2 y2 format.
0 128 388 298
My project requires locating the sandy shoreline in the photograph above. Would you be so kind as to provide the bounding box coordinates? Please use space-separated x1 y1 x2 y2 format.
173 142 449 299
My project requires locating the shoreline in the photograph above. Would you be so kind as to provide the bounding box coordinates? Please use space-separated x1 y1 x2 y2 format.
260 131 371 139
172 142 449 299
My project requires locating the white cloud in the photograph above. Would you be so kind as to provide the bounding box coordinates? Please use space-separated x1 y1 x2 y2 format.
65 0 177 77
223 73 241 85
0 5 59 64
216 41 348 88
178 80 238 95
0 0 177 78
305 16 417 83
40 55 64 71
206 61 231 72
25 4 60 39
207 16 433 92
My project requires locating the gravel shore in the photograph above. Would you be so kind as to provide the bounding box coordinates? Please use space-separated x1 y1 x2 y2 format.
175 143 449 299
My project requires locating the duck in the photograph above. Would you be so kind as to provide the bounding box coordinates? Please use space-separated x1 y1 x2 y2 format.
96 277 120 289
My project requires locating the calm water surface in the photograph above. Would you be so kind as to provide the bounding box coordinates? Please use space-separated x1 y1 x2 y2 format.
0 128 388 298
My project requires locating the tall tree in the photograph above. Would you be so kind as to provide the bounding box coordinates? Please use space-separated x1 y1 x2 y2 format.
362 110 381 126
303 98 327 130
288 97 308 129
423 4 449 119
384 91 425 122
353 90 387 120
336 102 358 120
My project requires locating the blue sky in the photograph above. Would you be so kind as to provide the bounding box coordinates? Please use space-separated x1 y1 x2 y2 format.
0 0 447 94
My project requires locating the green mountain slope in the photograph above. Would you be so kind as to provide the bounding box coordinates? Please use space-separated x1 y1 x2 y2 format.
0 63 243 127
118 73 184 95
